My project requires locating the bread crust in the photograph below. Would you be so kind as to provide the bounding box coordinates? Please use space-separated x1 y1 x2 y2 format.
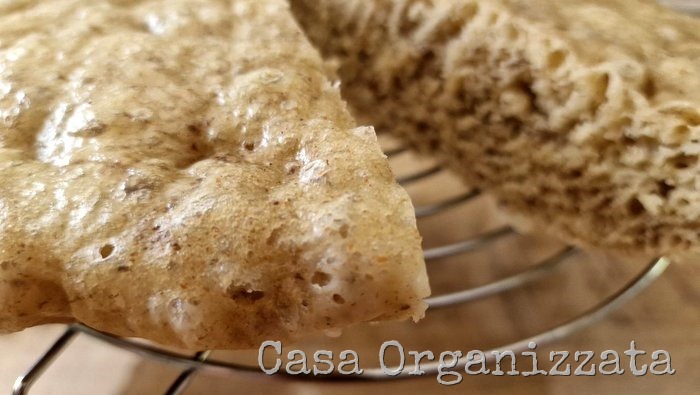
0 0 429 349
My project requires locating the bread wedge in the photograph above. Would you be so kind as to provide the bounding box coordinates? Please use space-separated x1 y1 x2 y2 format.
0 0 429 349
292 0 700 258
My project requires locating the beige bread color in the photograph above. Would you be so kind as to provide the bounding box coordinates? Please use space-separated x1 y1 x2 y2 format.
0 0 430 349
291 0 700 258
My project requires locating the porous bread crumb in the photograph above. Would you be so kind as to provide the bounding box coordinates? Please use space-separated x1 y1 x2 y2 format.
0 0 429 350
291 0 700 258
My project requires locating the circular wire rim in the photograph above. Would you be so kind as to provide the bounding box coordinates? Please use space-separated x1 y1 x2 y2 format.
64 255 669 382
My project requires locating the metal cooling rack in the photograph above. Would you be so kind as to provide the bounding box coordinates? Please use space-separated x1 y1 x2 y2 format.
10 2 697 392
11 143 671 395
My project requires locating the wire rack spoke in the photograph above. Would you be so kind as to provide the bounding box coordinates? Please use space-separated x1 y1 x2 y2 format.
424 226 514 260
164 351 212 395
425 247 577 309
397 164 443 185
13 327 79 395
384 145 410 157
415 190 481 218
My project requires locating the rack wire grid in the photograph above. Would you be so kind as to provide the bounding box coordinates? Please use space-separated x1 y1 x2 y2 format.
9 1 698 393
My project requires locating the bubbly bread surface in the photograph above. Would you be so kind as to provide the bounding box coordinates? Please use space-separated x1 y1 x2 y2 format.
0 0 429 349
291 0 700 257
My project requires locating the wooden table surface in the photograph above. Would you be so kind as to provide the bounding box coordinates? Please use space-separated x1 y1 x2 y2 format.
1 1 698 393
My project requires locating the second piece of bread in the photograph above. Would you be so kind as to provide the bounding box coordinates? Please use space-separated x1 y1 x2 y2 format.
292 0 700 259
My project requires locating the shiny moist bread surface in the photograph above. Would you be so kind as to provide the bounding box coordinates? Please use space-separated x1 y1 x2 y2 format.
0 0 429 349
